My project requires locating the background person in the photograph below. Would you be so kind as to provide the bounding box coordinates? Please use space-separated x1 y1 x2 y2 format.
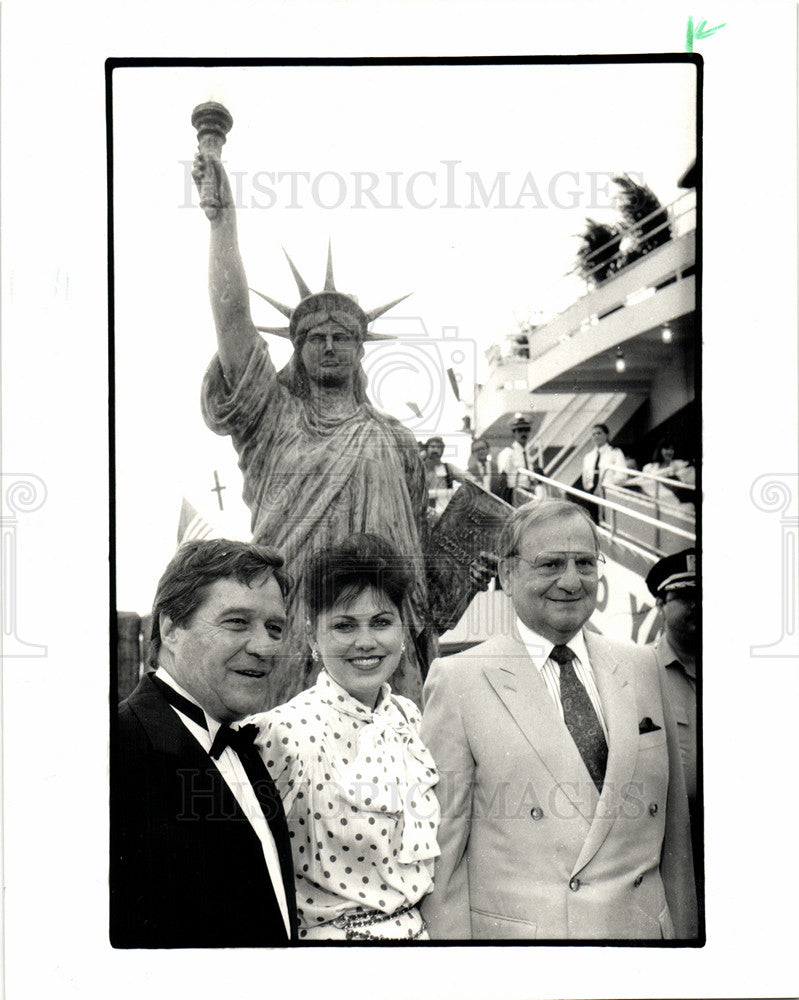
423 436 468 517
248 534 440 941
632 439 696 510
646 549 698 819
421 500 696 940
581 423 628 494
111 539 297 948
497 412 535 499
580 423 627 521
466 437 506 498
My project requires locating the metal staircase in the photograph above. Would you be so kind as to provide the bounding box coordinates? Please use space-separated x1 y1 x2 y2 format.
530 391 644 487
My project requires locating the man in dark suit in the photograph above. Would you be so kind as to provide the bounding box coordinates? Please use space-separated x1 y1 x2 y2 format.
111 539 298 948
466 437 507 499
421 500 697 940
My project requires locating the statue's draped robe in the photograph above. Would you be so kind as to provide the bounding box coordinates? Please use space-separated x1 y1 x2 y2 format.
202 339 429 706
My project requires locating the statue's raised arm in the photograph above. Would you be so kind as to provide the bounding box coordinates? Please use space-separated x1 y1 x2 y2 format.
189 101 455 708
191 103 258 385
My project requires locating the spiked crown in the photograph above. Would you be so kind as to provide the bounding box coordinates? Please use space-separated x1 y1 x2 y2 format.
251 242 409 343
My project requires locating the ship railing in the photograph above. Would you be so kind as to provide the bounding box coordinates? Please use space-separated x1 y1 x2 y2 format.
541 188 697 313
515 468 695 560
601 463 696 494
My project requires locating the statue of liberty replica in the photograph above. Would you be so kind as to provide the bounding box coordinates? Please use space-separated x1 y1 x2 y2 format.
191 102 437 706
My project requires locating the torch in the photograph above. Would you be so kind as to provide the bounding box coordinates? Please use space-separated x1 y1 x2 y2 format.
191 101 234 220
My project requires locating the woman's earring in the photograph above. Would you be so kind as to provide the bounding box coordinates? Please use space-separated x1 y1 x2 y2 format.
311 647 319 662
400 643 406 654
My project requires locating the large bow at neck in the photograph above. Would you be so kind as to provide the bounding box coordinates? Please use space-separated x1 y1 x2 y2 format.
319 672 439 865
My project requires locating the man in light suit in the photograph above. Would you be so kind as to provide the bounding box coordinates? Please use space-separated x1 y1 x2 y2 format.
421 500 697 940
111 539 298 947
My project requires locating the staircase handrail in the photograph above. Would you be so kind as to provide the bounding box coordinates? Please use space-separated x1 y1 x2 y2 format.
541 396 619 478
602 464 696 492
517 468 696 542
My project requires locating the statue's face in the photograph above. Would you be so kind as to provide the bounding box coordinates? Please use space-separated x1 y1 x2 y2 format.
301 319 363 387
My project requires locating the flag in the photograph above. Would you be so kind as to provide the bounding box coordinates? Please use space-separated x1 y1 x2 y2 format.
177 498 215 547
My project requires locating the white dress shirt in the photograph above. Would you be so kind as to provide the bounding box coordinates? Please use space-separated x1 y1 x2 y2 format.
476 456 493 491
497 440 530 489
154 667 291 937
426 461 458 516
581 443 627 493
514 620 609 740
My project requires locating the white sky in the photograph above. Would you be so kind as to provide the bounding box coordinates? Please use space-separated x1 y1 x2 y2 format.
113 61 696 610
4 2 799 998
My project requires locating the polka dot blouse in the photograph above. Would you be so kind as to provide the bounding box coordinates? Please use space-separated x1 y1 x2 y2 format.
249 670 440 934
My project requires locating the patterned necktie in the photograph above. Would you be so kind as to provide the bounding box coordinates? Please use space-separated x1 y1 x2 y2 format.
550 645 608 792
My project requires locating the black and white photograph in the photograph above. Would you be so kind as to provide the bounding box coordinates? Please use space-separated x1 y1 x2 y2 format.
109 57 701 946
3 2 798 998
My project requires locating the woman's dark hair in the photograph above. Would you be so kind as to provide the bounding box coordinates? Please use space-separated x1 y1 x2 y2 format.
304 533 412 626
148 538 291 668
592 423 610 436
652 438 677 464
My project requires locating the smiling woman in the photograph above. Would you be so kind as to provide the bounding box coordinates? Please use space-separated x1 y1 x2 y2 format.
246 533 440 940
313 590 405 707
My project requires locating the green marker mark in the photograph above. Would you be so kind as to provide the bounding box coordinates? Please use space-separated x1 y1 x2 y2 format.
686 15 727 51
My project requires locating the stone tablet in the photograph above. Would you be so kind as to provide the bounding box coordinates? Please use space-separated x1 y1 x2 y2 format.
426 480 512 633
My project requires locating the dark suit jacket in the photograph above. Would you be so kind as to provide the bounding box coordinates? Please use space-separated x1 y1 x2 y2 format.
110 673 297 948
466 455 507 499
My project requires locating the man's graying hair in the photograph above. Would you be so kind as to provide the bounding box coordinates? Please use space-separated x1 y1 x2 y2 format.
497 500 601 560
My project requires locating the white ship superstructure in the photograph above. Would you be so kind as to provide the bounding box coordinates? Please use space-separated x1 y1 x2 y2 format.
445 176 698 649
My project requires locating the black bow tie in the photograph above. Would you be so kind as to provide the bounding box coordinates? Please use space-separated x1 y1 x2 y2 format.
147 673 297 936
150 674 259 759
209 723 259 760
